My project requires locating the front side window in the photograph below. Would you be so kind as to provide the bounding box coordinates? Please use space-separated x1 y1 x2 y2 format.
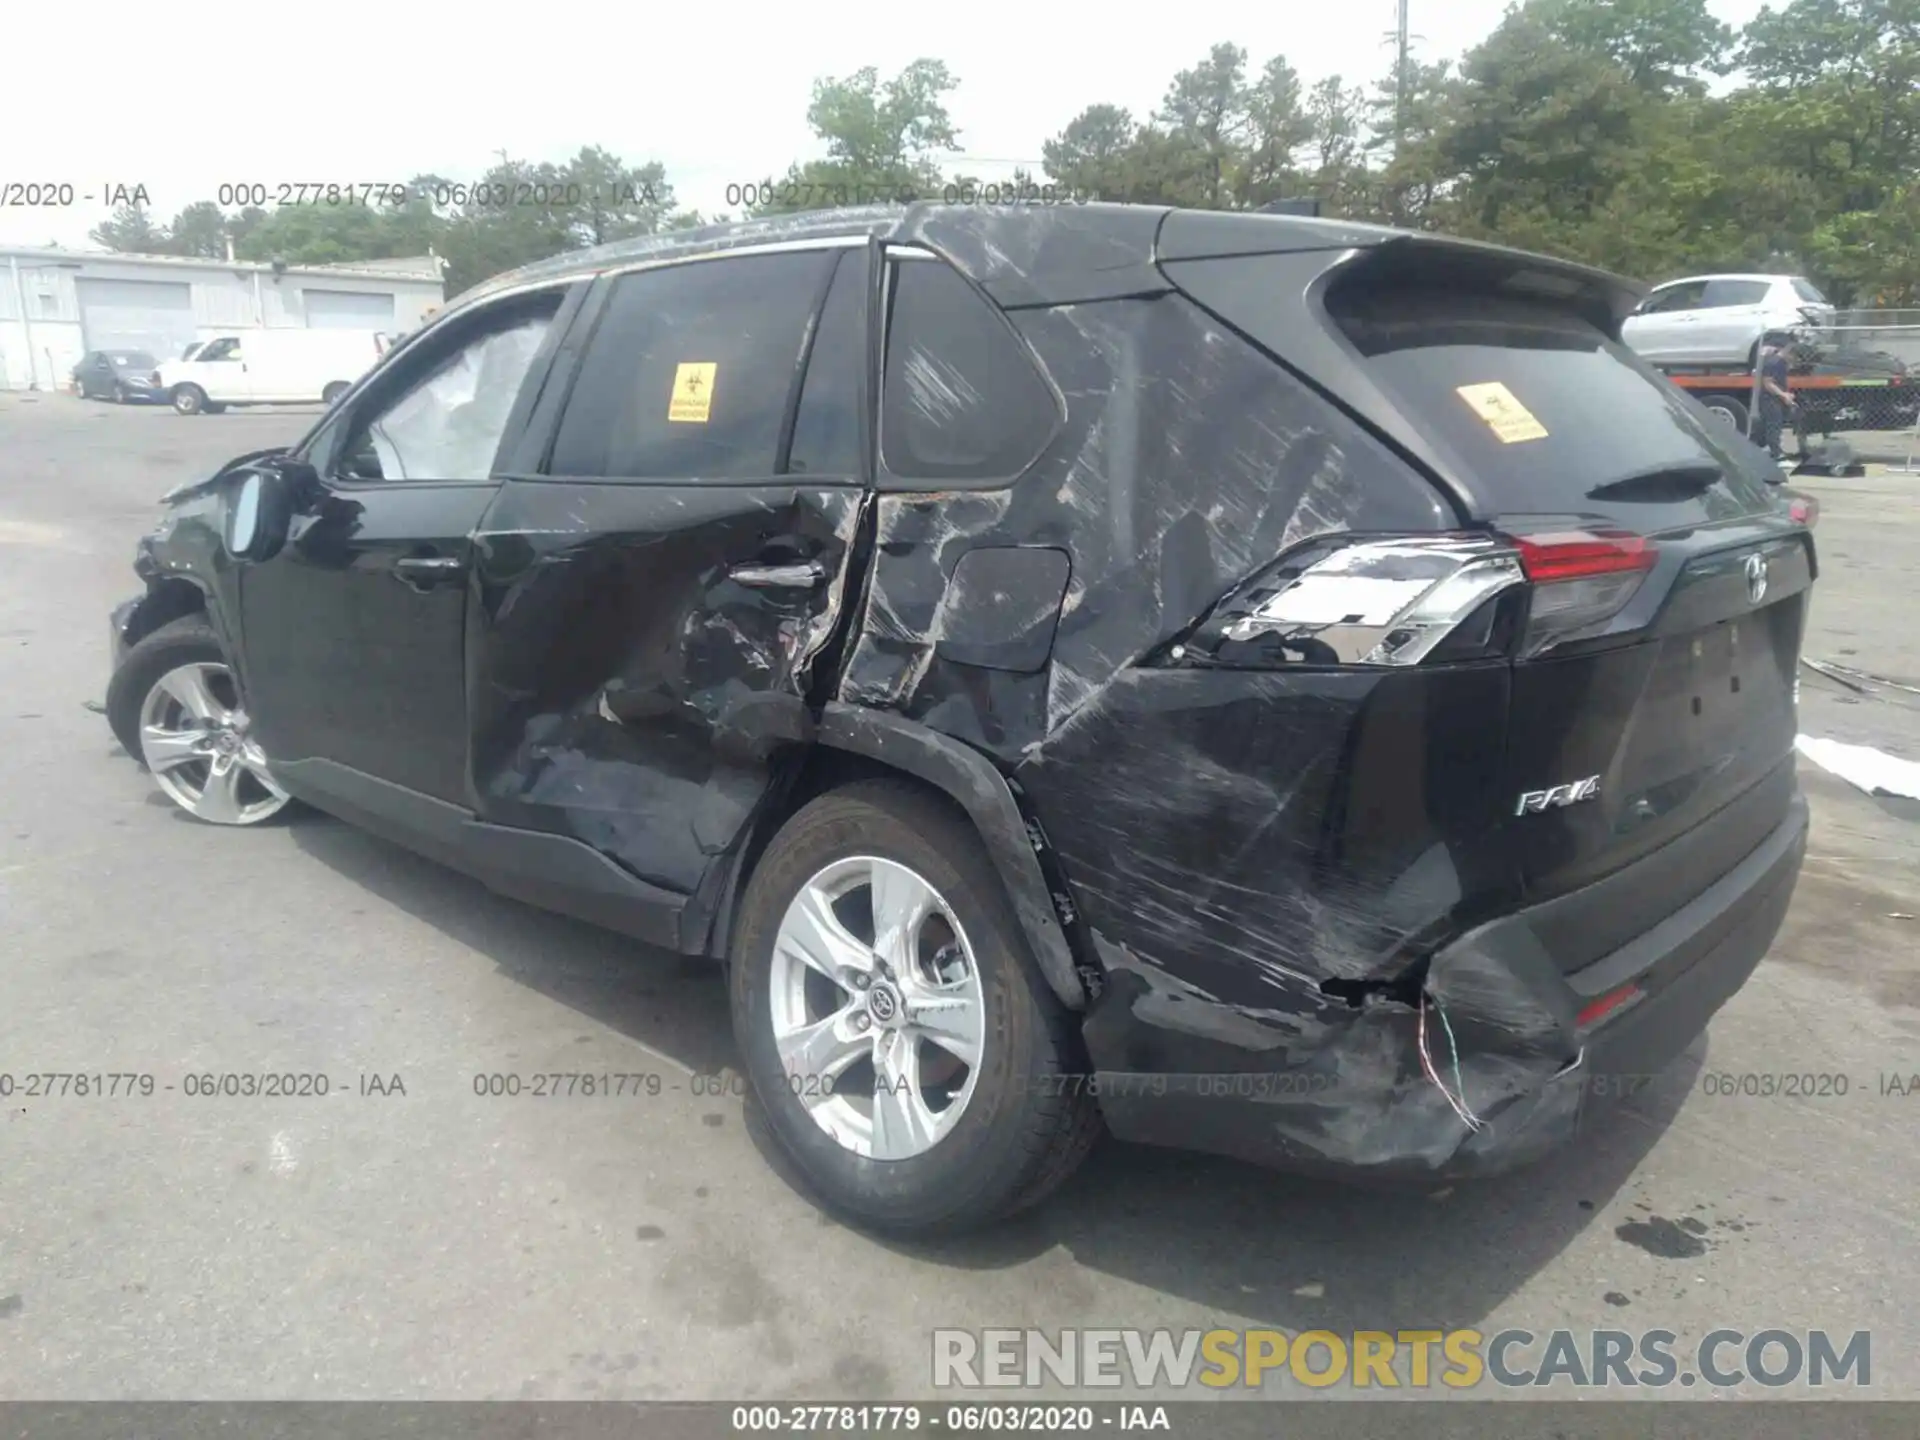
338 298 557 483
198 338 242 363
1641 283 1705 315
879 255 1057 482
547 250 834 481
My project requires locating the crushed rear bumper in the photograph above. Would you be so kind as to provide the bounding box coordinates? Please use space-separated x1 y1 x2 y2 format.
1082 785 1808 1180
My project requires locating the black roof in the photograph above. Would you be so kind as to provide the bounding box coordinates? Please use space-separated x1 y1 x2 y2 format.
453 201 1644 328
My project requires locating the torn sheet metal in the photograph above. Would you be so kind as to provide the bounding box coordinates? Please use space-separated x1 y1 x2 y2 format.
469 481 860 894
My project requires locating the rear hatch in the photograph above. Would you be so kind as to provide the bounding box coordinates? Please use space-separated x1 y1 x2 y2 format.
1161 227 1814 973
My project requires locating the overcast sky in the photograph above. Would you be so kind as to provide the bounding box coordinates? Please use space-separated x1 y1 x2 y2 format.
3 0 1770 251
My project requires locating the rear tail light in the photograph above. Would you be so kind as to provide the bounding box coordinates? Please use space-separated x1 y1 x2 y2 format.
1173 522 1658 669
1787 495 1818 527
1505 525 1659 657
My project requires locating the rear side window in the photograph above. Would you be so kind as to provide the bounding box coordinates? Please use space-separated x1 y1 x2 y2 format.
787 251 867 478
1792 278 1829 305
1327 288 1776 530
880 256 1057 482
1702 279 1770 308
549 251 832 481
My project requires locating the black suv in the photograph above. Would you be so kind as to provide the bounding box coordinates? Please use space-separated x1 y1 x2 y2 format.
106 204 1814 1235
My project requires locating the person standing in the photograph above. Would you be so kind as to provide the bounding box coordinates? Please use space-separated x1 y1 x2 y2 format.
1755 330 1797 461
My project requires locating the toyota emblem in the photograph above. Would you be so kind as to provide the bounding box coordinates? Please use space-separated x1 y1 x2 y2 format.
1744 552 1770 605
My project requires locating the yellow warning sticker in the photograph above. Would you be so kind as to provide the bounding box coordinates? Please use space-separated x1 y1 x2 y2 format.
668 362 717 424
1456 381 1550 444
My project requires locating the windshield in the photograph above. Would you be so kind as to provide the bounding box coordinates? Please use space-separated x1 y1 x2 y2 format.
109 351 157 369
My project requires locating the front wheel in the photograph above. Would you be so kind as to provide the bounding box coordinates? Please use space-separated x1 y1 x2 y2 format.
171 383 207 416
104 615 294 826
729 780 1100 1236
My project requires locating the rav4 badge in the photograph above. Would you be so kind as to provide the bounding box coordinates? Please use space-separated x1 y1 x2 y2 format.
1515 776 1602 816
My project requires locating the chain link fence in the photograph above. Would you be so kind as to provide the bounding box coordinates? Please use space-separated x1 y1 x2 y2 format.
1748 312 1920 470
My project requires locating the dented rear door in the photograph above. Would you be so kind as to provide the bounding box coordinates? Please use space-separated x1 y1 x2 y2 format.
467 241 873 901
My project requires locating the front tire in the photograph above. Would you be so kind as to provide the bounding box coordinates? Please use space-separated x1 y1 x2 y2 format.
105 615 293 826
730 781 1100 1236
172 384 207 416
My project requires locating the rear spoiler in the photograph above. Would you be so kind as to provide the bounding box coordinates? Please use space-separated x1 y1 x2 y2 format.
1154 210 1646 337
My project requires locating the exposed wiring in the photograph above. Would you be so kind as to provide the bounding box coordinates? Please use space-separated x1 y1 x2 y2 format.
1418 992 1483 1133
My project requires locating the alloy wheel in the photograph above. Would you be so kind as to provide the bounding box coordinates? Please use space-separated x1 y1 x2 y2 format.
768 855 986 1160
138 661 290 825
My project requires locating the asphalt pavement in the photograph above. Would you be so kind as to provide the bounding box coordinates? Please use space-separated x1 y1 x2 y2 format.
1 391 1916 1401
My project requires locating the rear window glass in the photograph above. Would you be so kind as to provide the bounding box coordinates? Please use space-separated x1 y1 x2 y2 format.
1327 290 1778 530
1792 278 1829 305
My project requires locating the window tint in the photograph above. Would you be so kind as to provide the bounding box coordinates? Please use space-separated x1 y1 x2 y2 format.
548 251 832 480
1702 279 1770 308
880 257 1057 481
787 252 867 478
1642 283 1705 315
340 300 556 482
1328 288 1777 531
1792 278 1829 305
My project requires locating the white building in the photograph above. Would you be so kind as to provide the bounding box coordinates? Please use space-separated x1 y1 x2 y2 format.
0 246 446 391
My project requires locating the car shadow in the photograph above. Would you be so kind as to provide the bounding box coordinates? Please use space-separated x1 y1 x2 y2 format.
288 811 1695 1333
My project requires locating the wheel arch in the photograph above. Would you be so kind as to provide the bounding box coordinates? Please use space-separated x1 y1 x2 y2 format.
694 703 1093 1011
123 576 211 649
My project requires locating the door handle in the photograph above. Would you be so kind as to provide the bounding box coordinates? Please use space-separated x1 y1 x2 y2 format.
393 554 466 590
729 560 826 589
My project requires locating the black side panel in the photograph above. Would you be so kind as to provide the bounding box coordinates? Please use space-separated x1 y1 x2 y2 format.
814 703 1085 1010
1012 664 1516 1012
271 758 685 949
468 481 863 896
900 204 1172 309
836 291 1454 763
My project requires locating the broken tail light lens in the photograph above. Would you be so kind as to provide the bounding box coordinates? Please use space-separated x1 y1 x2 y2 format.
1180 534 1528 667
1505 525 1659 658
1173 523 1659 669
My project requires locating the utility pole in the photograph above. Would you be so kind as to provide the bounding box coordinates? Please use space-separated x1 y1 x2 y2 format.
1394 0 1412 150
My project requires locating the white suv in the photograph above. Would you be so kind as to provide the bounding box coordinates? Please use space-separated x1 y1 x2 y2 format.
1622 274 1835 367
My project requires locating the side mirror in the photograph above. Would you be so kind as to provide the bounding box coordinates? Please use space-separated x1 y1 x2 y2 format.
224 464 303 563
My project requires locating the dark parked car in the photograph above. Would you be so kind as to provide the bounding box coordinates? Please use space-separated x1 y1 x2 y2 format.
73 349 164 403
104 204 1814 1235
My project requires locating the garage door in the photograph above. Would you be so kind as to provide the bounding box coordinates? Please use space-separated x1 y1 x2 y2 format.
305 290 395 328
75 278 197 360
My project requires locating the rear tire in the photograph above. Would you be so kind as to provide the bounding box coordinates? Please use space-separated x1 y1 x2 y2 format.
729 780 1100 1236
1700 394 1749 433
172 384 206 416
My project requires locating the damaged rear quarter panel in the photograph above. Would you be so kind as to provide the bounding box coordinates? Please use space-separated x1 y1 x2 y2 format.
837 273 1592 1170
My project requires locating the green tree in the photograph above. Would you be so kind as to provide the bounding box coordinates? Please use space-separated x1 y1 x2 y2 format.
562 146 674 246
165 201 230 258
89 203 167 252
1041 104 1141 202
753 60 963 216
